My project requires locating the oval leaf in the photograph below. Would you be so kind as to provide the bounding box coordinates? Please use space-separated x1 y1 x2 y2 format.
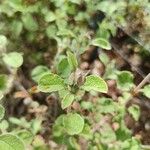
63 113 84 135
38 73 65 93
61 93 74 109
117 71 134 91
3 52 23 68
141 84 150 99
91 38 111 50
81 75 108 93
22 14 38 32
57 57 71 78
0 134 25 150
67 51 78 71
31 65 50 83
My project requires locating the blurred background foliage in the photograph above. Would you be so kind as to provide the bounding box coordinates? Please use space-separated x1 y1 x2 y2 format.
0 0 150 149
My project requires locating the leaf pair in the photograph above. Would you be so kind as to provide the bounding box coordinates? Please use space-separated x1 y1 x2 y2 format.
38 73 108 93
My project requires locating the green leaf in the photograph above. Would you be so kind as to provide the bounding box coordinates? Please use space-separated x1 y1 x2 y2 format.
0 120 9 131
0 92 3 100
0 134 25 150
121 138 141 149
91 38 111 50
17 130 33 144
128 105 140 121
117 71 134 91
116 120 131 141
61 93 74 109
100 123 116 144
98 98 116 114
67 51 78 71
0 35 7 49
52 115 65 137
141 84 150 98
63 113 84 135
81 75 108 93
9 117 30 129
99 52 110 65
3 52 23 68
46 25 57 39
38 73 65 93
57 57 71 78
0 74 7 91
58 89 70 99
44 11 56 23
22 14 38 32
69 137 80 149
31 118 42 135
79 124 93 140
81 101 93 110
11 21 23 37
103 60 118 79
0 105 5 120
57 29 75 37
31 65 50 83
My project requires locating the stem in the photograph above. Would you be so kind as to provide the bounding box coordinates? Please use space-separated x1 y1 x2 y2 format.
134 73 150 94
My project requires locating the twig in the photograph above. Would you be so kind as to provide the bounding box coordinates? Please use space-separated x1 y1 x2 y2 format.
111 42 146 79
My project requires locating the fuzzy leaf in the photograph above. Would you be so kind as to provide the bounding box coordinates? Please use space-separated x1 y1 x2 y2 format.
99 52 110 65
81 75 108 93
17 130 33 144
44 12 56 23
11 21 23 37
31 65 50 83
63 113 84 135
67 51 78 71
22 14 38 32
61 93 74 109
38 73 65 93
128 105 140 121
3 52 23 68
141 84 150 99
52 115 65 137
46 25 57 39
57 57 71 78
0 134 25 150
91 38 111 50
117 71 134 91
